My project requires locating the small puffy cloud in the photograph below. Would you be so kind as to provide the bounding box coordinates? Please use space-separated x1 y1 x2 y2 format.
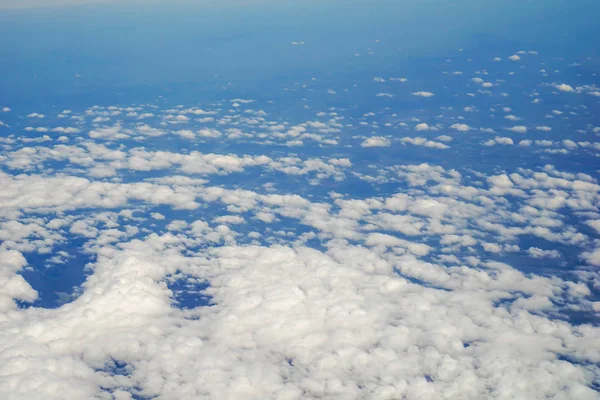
197 129 222 138
26 112 45 118
555 83 575 92
415 123 430 131
411 91 434 97
504 115 522 121
2 107 10 112
174 129 195 139
508 54 521 61
400 137 449 149
507 126 528 133
50 127 80 134
213 215 246 225
361 136 391 147
451 123 470 132
435 135 452 142
92 116 110 123
582 247 600 266
495 137 514 145
586 220 600 234
488 174 514 192
527 247 561 259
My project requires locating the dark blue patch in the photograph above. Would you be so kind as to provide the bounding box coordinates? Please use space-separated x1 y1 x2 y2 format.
166 275 212 310
19 238 93 309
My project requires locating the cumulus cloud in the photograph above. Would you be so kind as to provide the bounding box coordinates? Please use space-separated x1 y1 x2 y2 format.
361 136 391 147
415 123 430 131
411 91 435 97
507 125 528 133
555 83 575 92
400 137 449 149
450 123 470 132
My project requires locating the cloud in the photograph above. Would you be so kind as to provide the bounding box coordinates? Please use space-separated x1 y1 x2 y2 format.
400 137 449 149
361 136 391 147
26 112 45 118
555 83 575 92
411 91 435 97
507 126 528 133
450 123 470 132
484 137 514 146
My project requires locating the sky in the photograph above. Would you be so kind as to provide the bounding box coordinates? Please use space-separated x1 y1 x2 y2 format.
0 1 599 399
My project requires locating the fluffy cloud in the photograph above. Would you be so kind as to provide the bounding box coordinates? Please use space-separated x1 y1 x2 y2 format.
361 136 391 147
450 123 470 132
411 91 435 97
507 126 528 133
555 83 575 92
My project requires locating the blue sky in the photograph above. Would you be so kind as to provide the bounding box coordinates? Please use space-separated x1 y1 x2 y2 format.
0 1 599 399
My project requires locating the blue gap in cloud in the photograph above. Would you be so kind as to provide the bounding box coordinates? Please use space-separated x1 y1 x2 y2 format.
166 274 211 310
97 359 158 400
393 268 451 292
19 237 93 309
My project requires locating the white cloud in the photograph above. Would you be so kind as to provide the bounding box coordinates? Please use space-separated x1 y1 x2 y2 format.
400 137 449 149
586 220 600 235
450 123 470 132
361 136 391 147
555 83 575 92
507 126 528 133
527 247 561 259
26 112 45 118
504 115 522 121
411 91 435 97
